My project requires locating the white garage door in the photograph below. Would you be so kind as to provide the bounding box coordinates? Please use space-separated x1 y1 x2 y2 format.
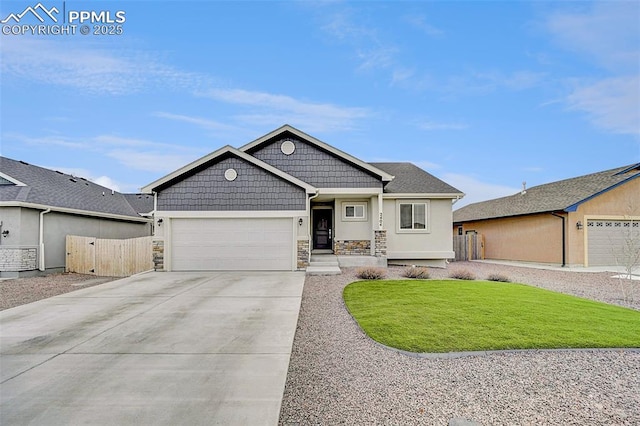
171 218 294 271
587 219 639 267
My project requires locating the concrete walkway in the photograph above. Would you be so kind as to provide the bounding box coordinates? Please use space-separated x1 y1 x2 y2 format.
1 271 305 425
471 259 640 276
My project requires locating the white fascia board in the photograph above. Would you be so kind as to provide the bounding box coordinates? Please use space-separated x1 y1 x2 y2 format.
0 172 27 186
382 193 465 199
318 187 383 195
141 145 316 194
239 125 395 182
0 201 152 223
155 210 308 218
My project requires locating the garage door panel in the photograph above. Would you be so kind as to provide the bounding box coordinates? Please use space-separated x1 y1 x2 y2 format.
171 218 293 271
587 220 639 267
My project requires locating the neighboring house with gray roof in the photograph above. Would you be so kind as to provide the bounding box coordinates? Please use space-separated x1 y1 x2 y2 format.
453 164 640 267
0 156 152 277
142 125 463 271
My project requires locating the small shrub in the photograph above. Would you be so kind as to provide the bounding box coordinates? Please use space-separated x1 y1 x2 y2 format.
487 273 511 282
356 267 387 280
448 268 476 280
402 266 430 279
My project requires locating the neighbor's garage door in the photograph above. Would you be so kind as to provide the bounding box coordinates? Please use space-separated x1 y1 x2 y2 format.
587 219 637 266
170 218 293 271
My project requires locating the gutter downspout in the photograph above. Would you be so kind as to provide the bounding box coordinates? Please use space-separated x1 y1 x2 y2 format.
39 208 51 271
551 212 566 267
307 190 320 235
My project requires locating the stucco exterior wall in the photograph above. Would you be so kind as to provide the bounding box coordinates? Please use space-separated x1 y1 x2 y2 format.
333 199 372 241
44 212 151 269
568 178 640 266
0 207 151 276
458 213 564 264
383 198 454 265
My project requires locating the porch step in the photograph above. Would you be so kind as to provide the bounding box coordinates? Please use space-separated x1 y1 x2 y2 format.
306 254 342 275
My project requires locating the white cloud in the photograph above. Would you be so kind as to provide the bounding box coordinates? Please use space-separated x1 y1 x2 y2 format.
405 14 444 37
567 76 640 135
202 88 371 133
46 166 122 192
545 2 640 135
415 119 468 131
9 132 205 175
320 7 398 72
0 38 208 95
153 112 236 131
546 2 640 72
442 173 520 208
91 176 122 192
106 149 199 174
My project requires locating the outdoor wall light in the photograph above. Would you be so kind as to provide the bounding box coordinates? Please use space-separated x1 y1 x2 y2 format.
1 230 9 237
576 221 583 230
157 218 163 226
298 218 303 226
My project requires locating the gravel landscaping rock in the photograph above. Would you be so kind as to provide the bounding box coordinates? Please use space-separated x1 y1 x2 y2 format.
279 262 640 425
0 273 116 310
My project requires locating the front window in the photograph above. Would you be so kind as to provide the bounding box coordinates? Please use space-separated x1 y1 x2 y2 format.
399 202 428 231
342 202 367 221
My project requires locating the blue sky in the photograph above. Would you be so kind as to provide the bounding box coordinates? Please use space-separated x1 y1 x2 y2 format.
1 1 638 207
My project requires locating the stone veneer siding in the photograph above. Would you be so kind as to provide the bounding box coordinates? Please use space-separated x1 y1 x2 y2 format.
0 247 37 271
334 240 371 256
374 230 387 257
153 240 164 271
297 239 310 269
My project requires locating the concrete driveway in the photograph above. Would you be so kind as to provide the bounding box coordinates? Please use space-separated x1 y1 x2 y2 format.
1 271 305 425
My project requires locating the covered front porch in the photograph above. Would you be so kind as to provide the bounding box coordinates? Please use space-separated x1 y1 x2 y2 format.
307 189 387 269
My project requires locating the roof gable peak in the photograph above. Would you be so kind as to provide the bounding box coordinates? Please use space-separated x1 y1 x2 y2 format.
239 125 394 182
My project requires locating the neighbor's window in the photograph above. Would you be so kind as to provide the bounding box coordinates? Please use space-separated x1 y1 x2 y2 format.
343 202 367 221
399 202 427 231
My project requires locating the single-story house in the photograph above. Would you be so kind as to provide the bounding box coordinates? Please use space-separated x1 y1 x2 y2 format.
142 125 464 271
0 157 153 277
453 164 640 267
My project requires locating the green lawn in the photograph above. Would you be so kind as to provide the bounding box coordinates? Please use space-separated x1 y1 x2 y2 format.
342 279 640 353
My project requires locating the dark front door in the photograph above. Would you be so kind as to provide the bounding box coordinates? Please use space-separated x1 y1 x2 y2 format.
313 209 333 250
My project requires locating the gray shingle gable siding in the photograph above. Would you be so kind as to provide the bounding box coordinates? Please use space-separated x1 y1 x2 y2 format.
156 156 306 211
248 137 382 189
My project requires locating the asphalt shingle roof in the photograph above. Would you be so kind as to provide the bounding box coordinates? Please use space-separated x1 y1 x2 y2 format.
0 156 145 219
371 162 463 195
453 163 640 222
123 193 154 214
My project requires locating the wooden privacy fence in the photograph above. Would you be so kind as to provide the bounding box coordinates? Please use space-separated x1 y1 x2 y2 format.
66 235 153 277
454 234 485 261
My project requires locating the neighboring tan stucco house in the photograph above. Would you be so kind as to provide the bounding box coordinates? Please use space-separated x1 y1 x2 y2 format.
142 125 464 271
0 157 153 277
453 164 640 267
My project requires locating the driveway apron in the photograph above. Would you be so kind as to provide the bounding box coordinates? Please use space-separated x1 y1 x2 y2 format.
0 271 305 425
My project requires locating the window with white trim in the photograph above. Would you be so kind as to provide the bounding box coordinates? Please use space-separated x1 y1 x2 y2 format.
398 202 429 231
342 202 367 221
